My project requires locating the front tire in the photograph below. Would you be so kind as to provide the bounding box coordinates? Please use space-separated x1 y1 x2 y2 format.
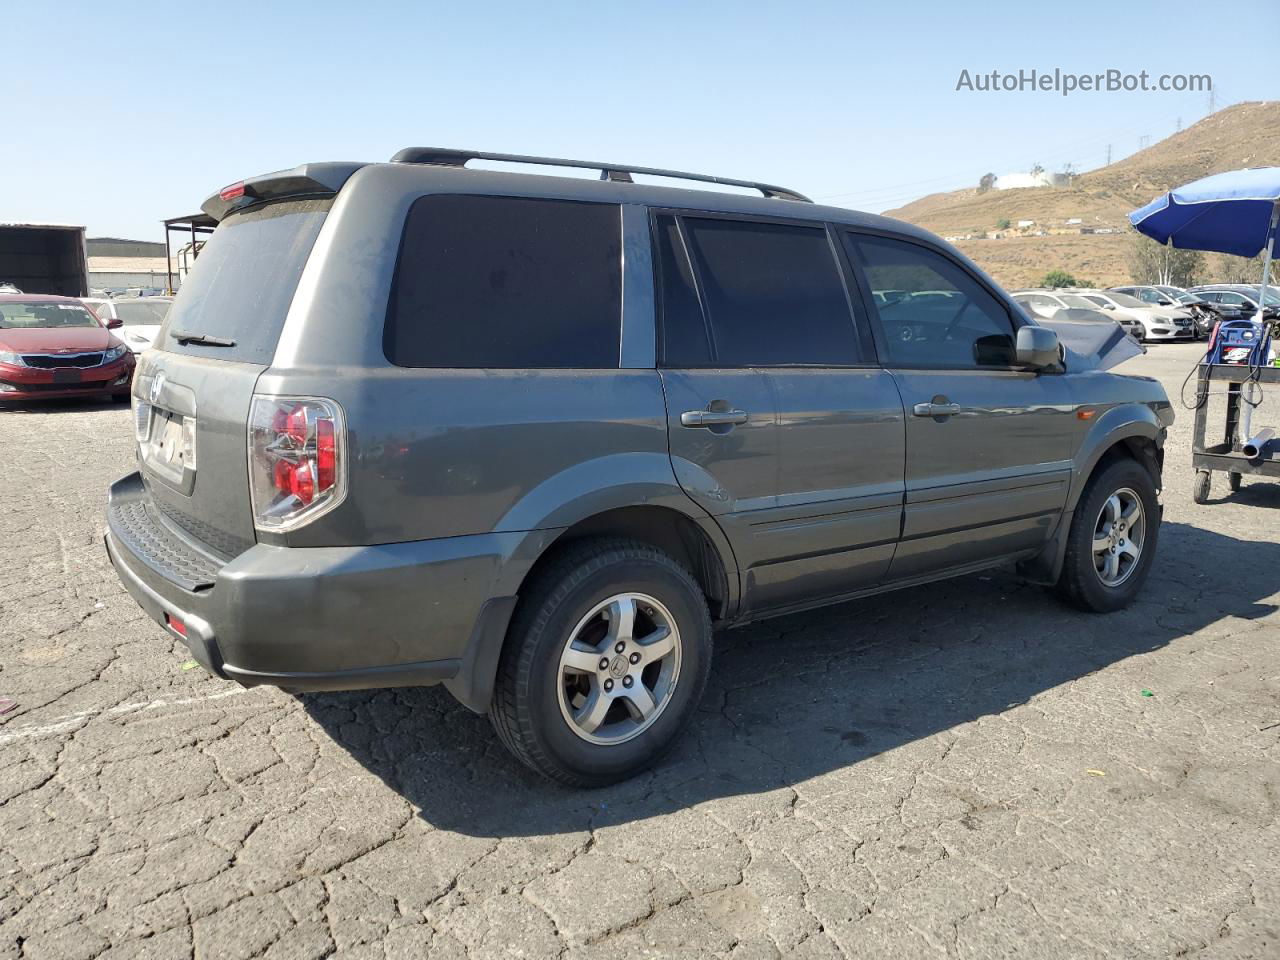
490 539 712 787
1193 470 1212 504
1056 458 1160 612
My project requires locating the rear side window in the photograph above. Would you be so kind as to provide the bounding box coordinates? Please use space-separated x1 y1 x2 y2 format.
679 218 861 366
159 198 331 364
386 195 621 368
847 233 1015 368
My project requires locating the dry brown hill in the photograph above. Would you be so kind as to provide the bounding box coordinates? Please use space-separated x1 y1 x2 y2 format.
882 101 1280 288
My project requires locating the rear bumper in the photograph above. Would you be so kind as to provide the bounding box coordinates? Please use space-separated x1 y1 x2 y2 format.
104 471 527 702
0 356 134 399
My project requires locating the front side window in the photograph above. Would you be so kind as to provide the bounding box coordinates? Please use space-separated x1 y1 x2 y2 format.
677 217 861 366
847 234 1015 367
386 195 622 368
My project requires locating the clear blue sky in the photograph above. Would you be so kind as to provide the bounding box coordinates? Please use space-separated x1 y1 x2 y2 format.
4 0 1276 240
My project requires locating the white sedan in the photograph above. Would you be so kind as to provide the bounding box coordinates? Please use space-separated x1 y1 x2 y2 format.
83 297 172 353
1075 290 1194 342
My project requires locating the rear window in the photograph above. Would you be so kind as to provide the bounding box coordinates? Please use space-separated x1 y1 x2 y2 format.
115 300 171 326
158 198 331 364
385 195 621 368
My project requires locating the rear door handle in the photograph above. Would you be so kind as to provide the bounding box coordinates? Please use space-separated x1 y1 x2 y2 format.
681 409 749 428
912 401 962 418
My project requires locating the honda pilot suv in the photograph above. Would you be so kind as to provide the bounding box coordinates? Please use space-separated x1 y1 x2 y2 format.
105 149 1173 786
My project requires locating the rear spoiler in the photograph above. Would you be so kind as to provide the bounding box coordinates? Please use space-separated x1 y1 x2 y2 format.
201 162 366 222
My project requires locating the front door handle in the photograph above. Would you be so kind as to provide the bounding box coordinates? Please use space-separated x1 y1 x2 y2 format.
912 400 962 418
681 409 749 428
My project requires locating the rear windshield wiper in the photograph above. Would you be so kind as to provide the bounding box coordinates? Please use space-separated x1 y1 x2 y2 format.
172 331 236 347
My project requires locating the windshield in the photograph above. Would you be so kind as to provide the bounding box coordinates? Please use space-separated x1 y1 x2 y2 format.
1105 292 1145 308
160 198 332 363
1060 295 1097 309
0 302 101 329
114 300 171 326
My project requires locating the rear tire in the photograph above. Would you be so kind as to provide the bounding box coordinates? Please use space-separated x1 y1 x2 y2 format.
1056 458 1160 612
489 538 713 787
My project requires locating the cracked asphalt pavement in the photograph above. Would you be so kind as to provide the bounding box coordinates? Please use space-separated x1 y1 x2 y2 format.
2 343 1279 958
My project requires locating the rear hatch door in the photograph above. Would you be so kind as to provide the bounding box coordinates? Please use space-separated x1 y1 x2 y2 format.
136 197 333 560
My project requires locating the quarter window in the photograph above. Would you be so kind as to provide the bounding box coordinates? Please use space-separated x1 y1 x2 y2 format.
385 195 622 368
677 217 861 366
848 234 1015 367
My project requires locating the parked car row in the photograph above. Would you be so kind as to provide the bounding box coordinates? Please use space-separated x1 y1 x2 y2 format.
0 294 136 402
1014 282 1278 343
1012 287 1192 341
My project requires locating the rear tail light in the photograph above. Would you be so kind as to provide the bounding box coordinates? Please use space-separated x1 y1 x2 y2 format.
248 396 346 531
132 396 151 442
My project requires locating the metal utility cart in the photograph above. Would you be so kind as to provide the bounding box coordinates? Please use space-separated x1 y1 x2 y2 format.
1192 363 1280 502
1131 168 1280 506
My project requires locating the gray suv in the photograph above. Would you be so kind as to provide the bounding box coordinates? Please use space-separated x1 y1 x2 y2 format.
105 149 1173 786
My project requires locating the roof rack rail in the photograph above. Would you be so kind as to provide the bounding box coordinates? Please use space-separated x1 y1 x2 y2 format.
388 147 812 203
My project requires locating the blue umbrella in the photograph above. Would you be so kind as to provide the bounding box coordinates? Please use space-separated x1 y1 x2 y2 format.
1130 167 1280 319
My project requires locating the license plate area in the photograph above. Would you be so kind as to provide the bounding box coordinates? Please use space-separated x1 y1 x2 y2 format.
142 408 197 485
52 369 82 384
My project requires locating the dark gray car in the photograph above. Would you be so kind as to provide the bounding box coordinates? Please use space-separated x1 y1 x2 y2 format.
104 150 1174 785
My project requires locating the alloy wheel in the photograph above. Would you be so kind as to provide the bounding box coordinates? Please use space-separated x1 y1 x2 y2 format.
556 593 682 745
1092 487 1145 587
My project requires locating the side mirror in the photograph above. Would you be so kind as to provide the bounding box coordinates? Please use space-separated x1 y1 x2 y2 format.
106 317 123 329
1016 325 1060 370
1102 303 1115 310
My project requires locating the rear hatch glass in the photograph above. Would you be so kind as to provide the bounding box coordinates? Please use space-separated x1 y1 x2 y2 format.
158 198 331 364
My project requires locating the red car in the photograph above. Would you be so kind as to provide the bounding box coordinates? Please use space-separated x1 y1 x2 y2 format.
0 294 136 402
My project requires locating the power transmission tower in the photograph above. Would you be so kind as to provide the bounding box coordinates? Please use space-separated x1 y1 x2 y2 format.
1105 144 1112 166
1138 135 1151 150
1208 89 1216 114
1176 116 1182 132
